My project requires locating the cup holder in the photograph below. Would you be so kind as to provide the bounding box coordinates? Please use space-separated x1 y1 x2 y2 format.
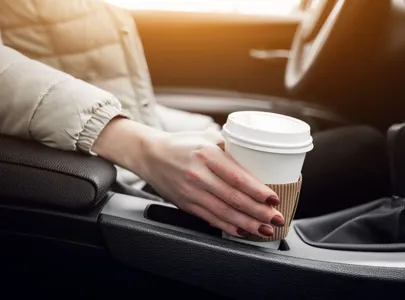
144 203 222 237
144 203 291 251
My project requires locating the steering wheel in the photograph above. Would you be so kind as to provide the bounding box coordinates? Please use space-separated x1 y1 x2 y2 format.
285 0 346 93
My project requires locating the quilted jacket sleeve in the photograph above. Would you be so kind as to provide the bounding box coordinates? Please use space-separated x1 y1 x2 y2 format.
0 44 128 153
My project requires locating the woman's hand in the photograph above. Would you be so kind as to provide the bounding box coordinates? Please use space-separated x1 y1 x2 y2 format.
93 118 285 238
140 129 285 238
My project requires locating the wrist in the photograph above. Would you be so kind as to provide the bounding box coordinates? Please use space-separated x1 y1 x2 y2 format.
92 117 165 177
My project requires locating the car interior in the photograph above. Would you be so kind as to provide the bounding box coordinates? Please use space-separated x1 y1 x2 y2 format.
1 0 405 298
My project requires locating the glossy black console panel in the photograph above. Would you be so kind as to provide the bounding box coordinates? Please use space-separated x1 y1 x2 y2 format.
100 193 405 300
0 193 225 299
0 194 110 248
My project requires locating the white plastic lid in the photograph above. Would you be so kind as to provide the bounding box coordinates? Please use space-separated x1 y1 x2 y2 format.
222 111 314 154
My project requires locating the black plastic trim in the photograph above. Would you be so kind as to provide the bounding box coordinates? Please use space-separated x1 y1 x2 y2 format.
100 214 405 300
0 194 112 248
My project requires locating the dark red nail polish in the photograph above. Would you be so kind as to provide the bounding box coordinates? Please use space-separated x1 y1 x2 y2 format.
258 225 274 237
265 195 280 206
271 215 285 227
237 228 250 237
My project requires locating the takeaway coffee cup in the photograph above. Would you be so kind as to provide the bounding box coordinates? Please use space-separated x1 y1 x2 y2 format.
221 111 313 246
222 111 313 184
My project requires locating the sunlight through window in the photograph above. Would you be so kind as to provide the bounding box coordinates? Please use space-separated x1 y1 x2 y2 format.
105 0 301 16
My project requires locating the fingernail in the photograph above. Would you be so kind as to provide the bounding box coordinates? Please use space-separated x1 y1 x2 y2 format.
237 228 250 237
271 215 285 227
265 195 280 206
258 225 274 237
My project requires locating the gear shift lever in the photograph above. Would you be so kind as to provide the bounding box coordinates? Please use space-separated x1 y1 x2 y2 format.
387 123 405 198
293 124 405 251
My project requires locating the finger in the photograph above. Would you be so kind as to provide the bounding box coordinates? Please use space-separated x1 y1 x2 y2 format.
184 165 284 226
186 204 241 237
196 169 285 226
189 189 276 238
198 147 279 206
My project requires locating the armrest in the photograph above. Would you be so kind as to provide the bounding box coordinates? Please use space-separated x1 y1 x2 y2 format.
0 136 116 212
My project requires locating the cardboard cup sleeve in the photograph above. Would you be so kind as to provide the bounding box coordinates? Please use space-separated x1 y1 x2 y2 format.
244 176 303 242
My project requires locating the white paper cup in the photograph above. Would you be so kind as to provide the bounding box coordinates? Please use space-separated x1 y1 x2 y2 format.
221 111 313 248
222 111 313 184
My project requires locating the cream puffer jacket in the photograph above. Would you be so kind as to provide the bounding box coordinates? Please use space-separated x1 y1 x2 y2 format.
0 0 216 155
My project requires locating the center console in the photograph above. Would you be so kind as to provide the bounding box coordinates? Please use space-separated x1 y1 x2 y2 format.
1 124 405 299
97 123 405 299
99 193 405 300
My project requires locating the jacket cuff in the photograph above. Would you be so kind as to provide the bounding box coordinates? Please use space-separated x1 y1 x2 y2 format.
77 105 128 155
